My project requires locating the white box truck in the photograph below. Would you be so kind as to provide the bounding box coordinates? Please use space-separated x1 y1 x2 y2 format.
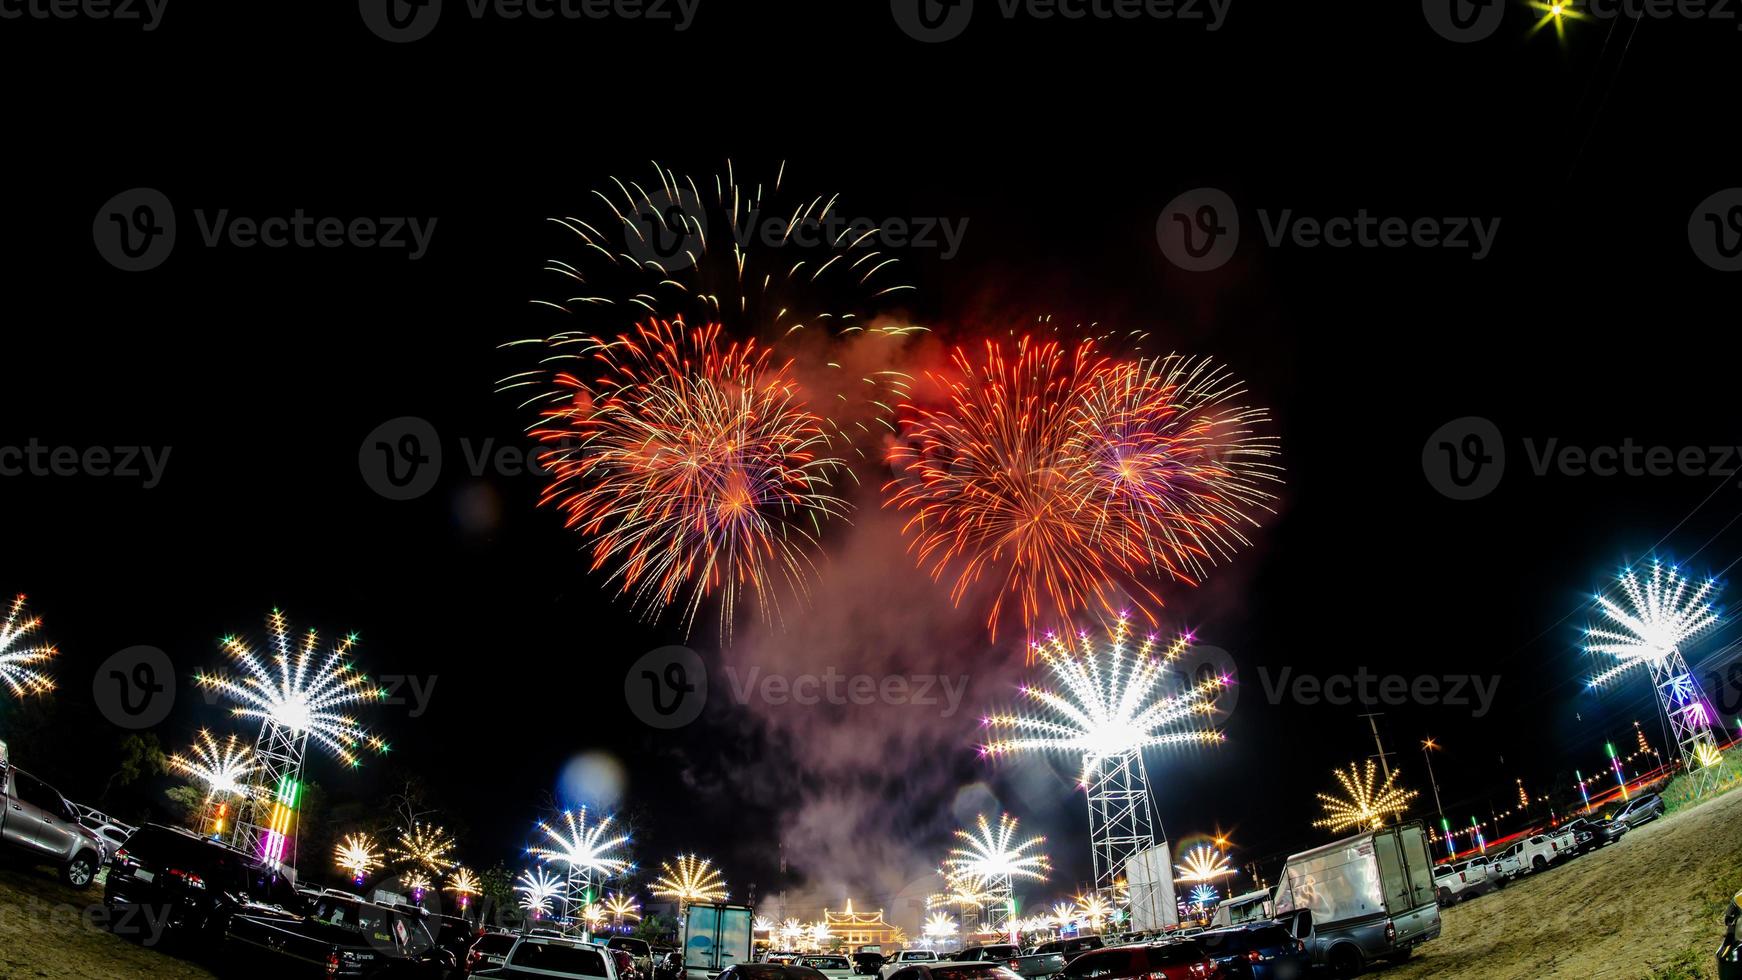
684 903 754 980
1272 820 1441 976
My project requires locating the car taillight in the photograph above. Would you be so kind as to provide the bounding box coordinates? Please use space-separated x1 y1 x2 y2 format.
1384 921 1396 944
113 848 129 864
166 868 206 889
1009 961 1021 971
1459 872 1467 882
1247 950 1262 963
326 951 341 976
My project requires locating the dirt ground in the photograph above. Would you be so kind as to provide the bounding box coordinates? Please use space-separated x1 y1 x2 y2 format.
0 860 216 979
1381 785 1742 980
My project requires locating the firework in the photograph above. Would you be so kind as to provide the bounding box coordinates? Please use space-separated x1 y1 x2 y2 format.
530 807 631 881
1073 892 1111 929
194 610 388 767
809 921 833 946
607 893 643 924
168 729 258 799
584 903 609 928
393 820 459 875
1050 902 1076 928
404 870 434 898
922 912 958 939
0 594 56 698
512 319 850 637
1585 562 1720 688
448 867 482 908
982 617 1225 783
335 833 381 883
885 336 1280 640
651 853 728 908
1313 761 1418 833
517 867 565 918
944 812 1050 886
1173 844 1235 883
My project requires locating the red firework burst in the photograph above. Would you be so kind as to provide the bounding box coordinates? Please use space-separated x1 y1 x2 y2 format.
524 319 850 637
884 334 1280 641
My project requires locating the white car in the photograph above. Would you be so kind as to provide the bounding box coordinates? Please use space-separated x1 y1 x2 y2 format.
803 954 855 980
879 950 940 979
1432 863 1474 904
1455 856 1504 888
476 935 620 979
1495 834 1561 878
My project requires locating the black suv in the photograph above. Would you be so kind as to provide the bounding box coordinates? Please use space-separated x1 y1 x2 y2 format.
104 823 304 944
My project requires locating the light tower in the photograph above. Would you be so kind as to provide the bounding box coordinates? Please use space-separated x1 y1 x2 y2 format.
982 618 1226 900
196 610 387 867
1586 561 1725 796
530 807 630 933
943 812 1048 933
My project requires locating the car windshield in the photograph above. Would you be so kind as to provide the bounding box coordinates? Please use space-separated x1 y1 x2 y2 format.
311 899 434 955
806 957 850 969
476 934 516 954
507 940 612 976
610 938 651 954
979 946 1018 959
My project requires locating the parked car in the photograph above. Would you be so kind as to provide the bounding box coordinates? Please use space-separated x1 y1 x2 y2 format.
1273 820 1441 976
852 946 886 975
474 935 619 979
953 944 1065 979
1611 793 1665 829
1432 864 1474 905
1719 885 1741 980
1454 856 1504 889
1562 815 1628 849
878 950 940 979
610 936 655 979
105 823 304 942
72 803 137 852
881 963 1026 980
1056 942 1217 980
1197 923 1310 979
0 755 108 887
1029 936 1105 958
226 892 456 977
803 954 855 980
1494 834 1560 878
652 949 685 980
471 931 519 973
1210 890 1275 929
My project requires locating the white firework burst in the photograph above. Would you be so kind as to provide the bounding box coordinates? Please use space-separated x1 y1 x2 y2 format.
982 618 1226 784
943 812 1050 886
194 610 388 766
1586 562 1721 688
517 867 566 917
0 594 57 699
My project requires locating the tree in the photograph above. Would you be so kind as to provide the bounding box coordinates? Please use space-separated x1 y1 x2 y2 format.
101 733 167 804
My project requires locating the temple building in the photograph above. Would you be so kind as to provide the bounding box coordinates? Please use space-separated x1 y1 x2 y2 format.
823 901 906 947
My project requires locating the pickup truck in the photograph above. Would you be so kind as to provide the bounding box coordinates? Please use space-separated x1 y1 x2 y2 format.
223 892 456 977
1494 834 1560 878
476 935 622 979
878 950 940 979
0 751 107 888
953 944 1067 979
1273 821 1442 976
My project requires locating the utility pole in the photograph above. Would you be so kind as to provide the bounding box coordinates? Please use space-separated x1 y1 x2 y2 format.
1359 713 1396 780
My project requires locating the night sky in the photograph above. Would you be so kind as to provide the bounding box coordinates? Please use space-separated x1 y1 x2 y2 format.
3 0 1739 933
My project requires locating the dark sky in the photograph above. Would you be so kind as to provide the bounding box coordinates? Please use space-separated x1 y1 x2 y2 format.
3 0 1739 929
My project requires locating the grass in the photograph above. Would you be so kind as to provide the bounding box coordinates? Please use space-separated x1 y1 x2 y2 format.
1663 744 1742 814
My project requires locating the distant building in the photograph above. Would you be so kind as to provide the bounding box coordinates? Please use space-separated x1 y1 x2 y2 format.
824 901 905 947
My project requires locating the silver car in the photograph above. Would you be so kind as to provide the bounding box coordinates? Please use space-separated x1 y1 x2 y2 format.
1 762 107 887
